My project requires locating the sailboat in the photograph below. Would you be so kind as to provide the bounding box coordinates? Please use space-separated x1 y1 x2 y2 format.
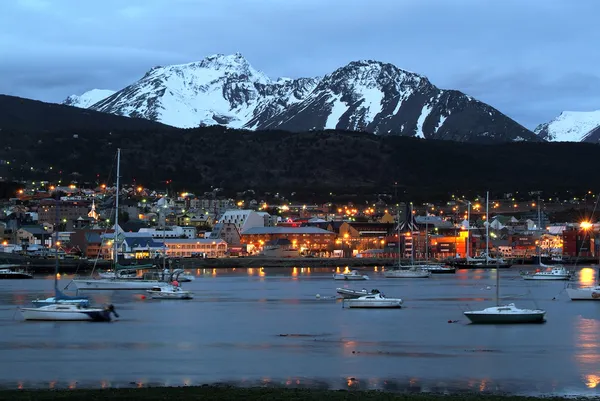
21 203 118 322
384 203 431 278
463 191 546 324
72 149 168 291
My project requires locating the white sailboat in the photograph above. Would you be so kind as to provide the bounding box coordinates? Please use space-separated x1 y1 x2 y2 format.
384 203 431 279
21 206 118 322
72 149 168 291
463 192 546 324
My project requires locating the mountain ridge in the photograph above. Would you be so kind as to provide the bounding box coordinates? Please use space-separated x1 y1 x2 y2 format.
62 53 540 143
534 109 600 142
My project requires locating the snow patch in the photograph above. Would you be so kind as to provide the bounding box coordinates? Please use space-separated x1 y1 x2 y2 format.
434 115 447 133
325 97 348 129
415 104 433 138
63 89 115 108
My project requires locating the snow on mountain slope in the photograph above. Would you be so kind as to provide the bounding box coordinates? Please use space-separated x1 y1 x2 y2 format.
63 53 540 143
534 110 600 142
253 60 538 142
62 89 115 108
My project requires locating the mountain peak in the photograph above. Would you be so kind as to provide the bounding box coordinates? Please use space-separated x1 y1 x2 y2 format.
62 89 115 109
535 109 600 142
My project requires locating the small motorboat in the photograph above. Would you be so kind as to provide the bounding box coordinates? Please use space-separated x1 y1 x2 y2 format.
384 266 431 278
343 293 403 308
566 285 600 301
20 303 118 322
333 270 369 280
0 267 33 279
336 288 380 299
522 266 572 281
32 296 90 307
146 281 193 299
463 303 546 324
97 269 138 279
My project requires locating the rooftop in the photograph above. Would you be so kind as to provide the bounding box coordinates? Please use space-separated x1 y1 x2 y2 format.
242 227 334 235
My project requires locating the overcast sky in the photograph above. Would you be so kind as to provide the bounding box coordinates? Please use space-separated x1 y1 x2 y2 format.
1 0 599 129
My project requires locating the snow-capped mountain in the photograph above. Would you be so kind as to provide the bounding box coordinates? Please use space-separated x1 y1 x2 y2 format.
63 89 115 108
63 53 539 143
534 110 600 142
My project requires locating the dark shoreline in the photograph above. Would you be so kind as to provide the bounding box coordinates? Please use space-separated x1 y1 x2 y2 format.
0 386 589 401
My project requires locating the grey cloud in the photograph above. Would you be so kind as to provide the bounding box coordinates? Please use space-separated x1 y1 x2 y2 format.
1 0 599 129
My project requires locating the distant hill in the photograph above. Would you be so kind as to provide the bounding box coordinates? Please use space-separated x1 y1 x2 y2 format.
0 95 173 132
0 126 598 202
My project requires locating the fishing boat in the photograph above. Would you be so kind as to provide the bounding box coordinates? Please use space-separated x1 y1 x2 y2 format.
463 192 546 324
333 270 369 280
343 293 403 308
72 149 168 291
0 266 33 279
336 288 380 299
522 266 572 281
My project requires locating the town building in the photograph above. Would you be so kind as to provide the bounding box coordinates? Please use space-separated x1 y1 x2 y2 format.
240 226 336 254
163 238 227 258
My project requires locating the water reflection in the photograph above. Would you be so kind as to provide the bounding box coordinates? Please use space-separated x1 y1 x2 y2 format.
579 268 596 286
574 316 600 389
585 374 600 389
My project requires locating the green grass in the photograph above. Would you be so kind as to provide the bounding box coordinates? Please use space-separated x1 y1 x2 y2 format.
0 386 584 401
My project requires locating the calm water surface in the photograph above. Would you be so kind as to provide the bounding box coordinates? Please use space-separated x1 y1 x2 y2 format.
1 266 599 396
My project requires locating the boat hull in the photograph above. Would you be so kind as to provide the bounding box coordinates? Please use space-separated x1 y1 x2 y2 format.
345 300 402 308
0 272 33 279
384 271 431 278
20 306 112 322
523 275 571 281
147 291 193 300
73 279 167 291
566 288 600 300
333 275 368 280
464 312 545 324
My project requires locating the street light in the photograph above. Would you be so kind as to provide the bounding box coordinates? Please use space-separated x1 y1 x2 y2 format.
456 199 472 258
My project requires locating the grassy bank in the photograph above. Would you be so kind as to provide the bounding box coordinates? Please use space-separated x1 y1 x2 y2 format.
0 386 584 401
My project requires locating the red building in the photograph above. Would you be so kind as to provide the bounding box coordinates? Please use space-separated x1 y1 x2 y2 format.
562 228 594 257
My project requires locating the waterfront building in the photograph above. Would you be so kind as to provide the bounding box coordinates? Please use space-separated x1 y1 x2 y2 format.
163 238 227 258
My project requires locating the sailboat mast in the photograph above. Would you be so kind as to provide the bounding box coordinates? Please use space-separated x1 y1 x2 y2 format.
425 206 429 261
485 191 489 266
53 197 59 293
163 188 167 272
410 203 414 265
397 206 401 266
538 197 542 263
114 148 120 264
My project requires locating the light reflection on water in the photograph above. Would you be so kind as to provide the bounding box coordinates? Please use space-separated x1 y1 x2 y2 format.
578 268 596 286
0 267 600 396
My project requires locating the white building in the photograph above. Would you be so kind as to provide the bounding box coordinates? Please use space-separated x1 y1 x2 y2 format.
138 226 196 239
210 210 267 240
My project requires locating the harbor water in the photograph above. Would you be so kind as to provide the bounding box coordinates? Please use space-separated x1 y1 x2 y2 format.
0 266 599 396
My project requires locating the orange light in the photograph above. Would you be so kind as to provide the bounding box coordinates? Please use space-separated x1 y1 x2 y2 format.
580 221 593 230
100 184 106 189
136 186 143 192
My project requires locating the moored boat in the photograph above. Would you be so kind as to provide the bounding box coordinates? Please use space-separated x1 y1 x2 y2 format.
384 266 431 278
522 266 572 281
0 267 33 279
146 282 193 300
336 288 380 299
21 304 118 322
343 293 403 308
463 303 546 324
420 264 456 274
566 285 600 300
333 270 369 280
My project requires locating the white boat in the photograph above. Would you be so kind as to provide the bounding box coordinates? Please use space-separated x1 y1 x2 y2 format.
463 303 546 324
336 288 379 299
463 192 546 324
419 264 456 274
0 267 33 279
522 266 572 281
384 266 431 278
343 293 403 308
333 270 369 280
21 304 118 322
146 283 193 299
566 285 600 300
21 218 116 322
